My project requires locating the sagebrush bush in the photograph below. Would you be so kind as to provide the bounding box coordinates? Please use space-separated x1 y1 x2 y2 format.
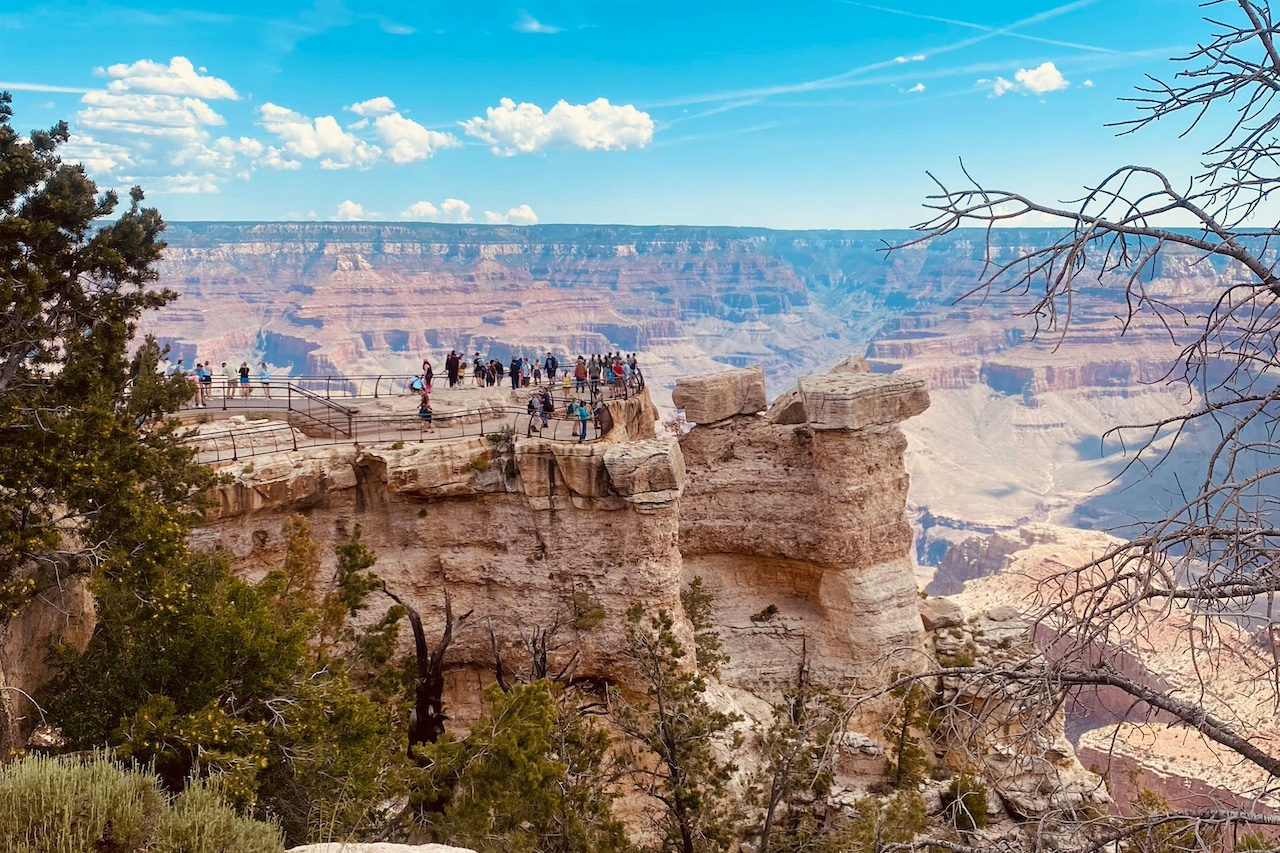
0 754 283 853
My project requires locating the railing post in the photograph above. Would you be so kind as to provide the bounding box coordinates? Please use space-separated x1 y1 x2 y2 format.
375 375 381 398
230 431 238 462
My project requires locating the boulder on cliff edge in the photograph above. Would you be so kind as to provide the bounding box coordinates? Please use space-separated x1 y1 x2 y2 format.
798 373 929 430
672 366 767 424
604 438 686 508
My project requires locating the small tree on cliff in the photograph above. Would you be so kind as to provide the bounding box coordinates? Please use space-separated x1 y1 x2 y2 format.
896 1 1280 848
616 603 741 853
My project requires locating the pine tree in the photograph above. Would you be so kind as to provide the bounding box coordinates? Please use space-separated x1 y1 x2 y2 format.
617 605 741 853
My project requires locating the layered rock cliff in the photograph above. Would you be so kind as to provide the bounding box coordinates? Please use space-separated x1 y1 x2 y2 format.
191 363 932 733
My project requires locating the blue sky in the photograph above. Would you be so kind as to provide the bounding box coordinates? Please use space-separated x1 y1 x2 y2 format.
0 0 1212 228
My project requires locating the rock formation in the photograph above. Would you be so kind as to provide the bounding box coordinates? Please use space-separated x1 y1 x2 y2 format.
193 362 933 734
676 364 930 707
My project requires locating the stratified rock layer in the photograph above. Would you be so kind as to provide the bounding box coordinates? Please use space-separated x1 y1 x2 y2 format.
194 364 932 727
677 371 931 713
798 373 929 431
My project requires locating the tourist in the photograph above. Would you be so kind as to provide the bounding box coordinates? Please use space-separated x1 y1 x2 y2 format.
528 391 543 431
418 388 434 432
473 353 485 386
522 357 533 387
509 356 521 389
259 362 272 399
423 359 434 391
532 360 542 386
544 352 558 382
195 362 211 406
587 355 601 391
539 389 553 429
445 351 460 388
575 398 591 442
222 362 236 399
574 357 588 393
238 361 252 398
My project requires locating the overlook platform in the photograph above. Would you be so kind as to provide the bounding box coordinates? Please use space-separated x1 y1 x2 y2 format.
176 373 645 464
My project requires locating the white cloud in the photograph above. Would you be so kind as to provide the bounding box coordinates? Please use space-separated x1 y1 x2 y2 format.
59 134 136 175
373 113 462 164
484 204 538 225
77 91 225 141
61 61 245 195
347 96 398 117
334 200 381 221
400 198 473 222
1083 79 1095 88
461 97 654 156
258 102 382 169
982 62 1070 97
894 54 927 64
1016 61 1069 94
988 77 1017 97
907 83 925 94
514 11 563 34
151 172 222 194
99 56 237 100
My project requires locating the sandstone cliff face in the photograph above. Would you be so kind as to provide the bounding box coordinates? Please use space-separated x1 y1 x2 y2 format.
193 363 934 734
196 393 687 718
674 366 930 712
0 577 95 754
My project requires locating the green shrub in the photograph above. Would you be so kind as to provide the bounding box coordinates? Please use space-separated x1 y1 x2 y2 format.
392 440 405 450
941 774 988 831
0 753 284 853
470 452 491 472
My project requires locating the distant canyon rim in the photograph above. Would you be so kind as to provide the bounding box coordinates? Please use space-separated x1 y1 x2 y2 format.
143 222 1224 569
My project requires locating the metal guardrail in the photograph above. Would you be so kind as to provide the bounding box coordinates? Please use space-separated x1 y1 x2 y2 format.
187 403 605 464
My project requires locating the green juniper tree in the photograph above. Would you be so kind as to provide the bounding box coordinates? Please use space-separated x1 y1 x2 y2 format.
617 602 741 853
47 518 408 845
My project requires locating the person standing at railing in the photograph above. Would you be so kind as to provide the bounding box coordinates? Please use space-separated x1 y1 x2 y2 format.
587 355 601 393
542 389 558 427
259 363 272 399
521 356 533 388
509 356 521 389
238 362 252 399
573 357 587 393
222 362 236 399
193 362 209 407
423 359 434 392
418 387 434 432
527 390 543 431
544 352 558 383
532 360 542 386
446 351 461 388
572 399 590 442
473 353 484 387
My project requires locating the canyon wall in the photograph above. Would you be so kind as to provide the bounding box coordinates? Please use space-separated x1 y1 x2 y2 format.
191 364 932 732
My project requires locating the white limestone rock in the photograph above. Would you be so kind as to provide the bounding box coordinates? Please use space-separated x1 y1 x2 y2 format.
672 366 767 424
798 373 929 431
604 438 687 508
